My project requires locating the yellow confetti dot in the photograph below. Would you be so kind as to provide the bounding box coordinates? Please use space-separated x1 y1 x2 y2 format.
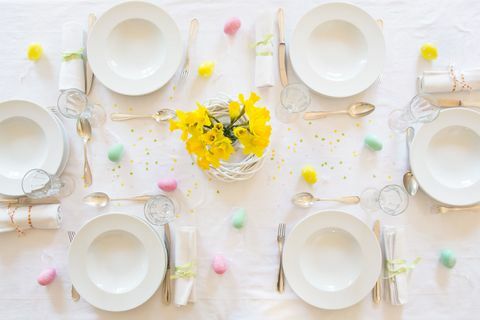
355 123 361 128
352 151 358 157
129 171 133 176
130 160 134 164
130 129 135 133
148 129 152 133
333 129 338 133
128 107 133 112
287 127 292 131
314 134 319 138
299 139 303 143
170 167 174 171
153 139 158 142
155 160 158 165
216 190 220 194
138 136 144 141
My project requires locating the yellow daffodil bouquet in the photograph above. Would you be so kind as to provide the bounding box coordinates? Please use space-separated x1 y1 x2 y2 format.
169 93 271 175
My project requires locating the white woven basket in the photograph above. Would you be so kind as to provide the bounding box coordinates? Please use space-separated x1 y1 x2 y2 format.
201 94 266 183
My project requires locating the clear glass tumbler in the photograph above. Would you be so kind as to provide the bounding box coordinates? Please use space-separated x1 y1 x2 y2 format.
57 88 106 126
388 95 440 133
144 195 177 226
360 184 409 216
21 169 75 199
278 83 311 122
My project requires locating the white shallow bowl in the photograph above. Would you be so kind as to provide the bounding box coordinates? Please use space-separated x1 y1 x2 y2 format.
0 100 66 197
283 211 381 310
290 2 385 97
68 213 166 312
411 108 480 206
88 1 183 96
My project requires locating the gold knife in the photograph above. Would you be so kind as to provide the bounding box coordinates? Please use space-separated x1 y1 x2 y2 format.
372 220 381 303
85 13 96 95
277 8 288 87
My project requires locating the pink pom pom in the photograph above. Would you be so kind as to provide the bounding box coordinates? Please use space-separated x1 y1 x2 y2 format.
212 254 228 274
157 177 177 192
224 17 241 35
37 267 56 286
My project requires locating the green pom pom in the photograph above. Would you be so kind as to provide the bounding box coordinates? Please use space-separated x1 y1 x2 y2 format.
439 249 456 269
108 143 124 162
232 208 246 229
364 133 383 151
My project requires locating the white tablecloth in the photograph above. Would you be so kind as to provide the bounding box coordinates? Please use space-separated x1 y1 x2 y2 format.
1 0 480 319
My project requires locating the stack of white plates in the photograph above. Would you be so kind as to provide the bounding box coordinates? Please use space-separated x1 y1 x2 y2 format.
410 108 480 206
290 2 385 98
68 213 167 312
0 100 69 197
283 211 381 310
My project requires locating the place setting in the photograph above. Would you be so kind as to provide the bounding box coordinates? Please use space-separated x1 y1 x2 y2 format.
1 0 479 318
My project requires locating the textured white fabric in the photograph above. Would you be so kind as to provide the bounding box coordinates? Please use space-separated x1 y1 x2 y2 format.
254 11 275 87
0 204 61 233
58 22 85 92
1 0 480 319
174 226 197 306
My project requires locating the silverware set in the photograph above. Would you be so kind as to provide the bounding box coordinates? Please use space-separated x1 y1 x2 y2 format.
76 116 93 187
67 231 80 302
110 109 176 123
276 223 286 293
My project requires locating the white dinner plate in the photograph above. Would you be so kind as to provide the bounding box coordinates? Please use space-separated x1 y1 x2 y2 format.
283 211 381 310
88 1 183 96
0 100 66 197
290 2 385 97
68 213 166 312
410 108 480 206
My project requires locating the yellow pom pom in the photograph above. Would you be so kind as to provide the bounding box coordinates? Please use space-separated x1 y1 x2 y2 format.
420 43 438 61
301 165 317 184
27 42 43 61
198 61 215 78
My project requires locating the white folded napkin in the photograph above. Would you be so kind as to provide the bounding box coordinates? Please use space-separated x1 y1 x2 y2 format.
254 11 275 87
419 67 480 93
59 22 85 92
173 226 197 306
0 205 62 234
383 226 409 305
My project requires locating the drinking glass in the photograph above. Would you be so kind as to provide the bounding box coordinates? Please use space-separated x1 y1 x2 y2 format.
22 169 75 199
278 83 311 122
360 184 409 216
388 95 440 133
57 88 106 126
144 195 176 226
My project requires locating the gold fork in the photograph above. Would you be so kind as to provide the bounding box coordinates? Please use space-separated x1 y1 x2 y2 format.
276 223 286 293
177 18 199 86
67 231 80 302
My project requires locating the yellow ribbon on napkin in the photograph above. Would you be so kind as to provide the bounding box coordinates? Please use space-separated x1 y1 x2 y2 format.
62 48 84 61
385 257 421 279
171 262 196 280
253 33 273 56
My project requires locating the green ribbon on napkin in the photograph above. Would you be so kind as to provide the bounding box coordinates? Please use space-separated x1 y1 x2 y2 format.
171 262 196 280
253 34 274 56
385 257 421 279
62 48 84 61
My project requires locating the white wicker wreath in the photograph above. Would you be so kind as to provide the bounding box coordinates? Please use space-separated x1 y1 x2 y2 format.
200 94 266 183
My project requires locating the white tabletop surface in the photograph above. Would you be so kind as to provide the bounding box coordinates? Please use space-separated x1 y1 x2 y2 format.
1 0 480 319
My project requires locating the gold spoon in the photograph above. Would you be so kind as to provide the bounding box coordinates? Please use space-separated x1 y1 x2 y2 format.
110 109 176 123
83 192 153 208
292 192 360 208
303 102 375 120
76 117 92 187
